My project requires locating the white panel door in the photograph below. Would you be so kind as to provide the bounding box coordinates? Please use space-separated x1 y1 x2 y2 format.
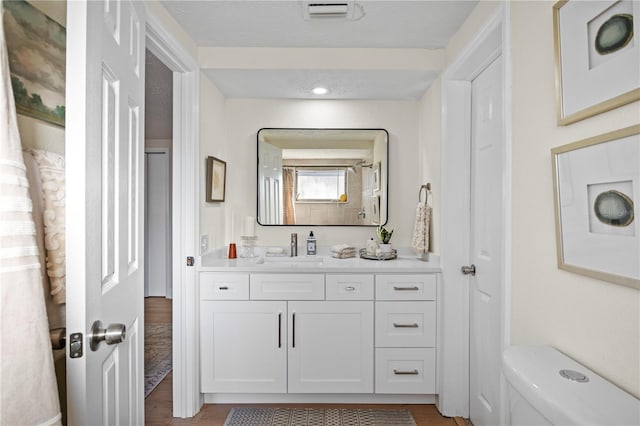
469 55 504 426
66 1 145 424
200 301 287 393
288 301 373 393
145 151 170 297
257 140 283 224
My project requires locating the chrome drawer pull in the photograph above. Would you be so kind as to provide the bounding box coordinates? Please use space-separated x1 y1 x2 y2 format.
393 286 419 291
394 369 419 375
218 286 229 290
393 322 419 328
344 286 356 291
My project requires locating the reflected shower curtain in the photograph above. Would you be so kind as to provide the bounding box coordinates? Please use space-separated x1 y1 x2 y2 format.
0 4 61 425
283 167 296 225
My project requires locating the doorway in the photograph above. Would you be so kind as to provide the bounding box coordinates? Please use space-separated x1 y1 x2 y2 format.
143 49 174 398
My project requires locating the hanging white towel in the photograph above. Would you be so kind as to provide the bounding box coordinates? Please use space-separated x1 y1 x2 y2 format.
0 4 62 425
411 202 432 255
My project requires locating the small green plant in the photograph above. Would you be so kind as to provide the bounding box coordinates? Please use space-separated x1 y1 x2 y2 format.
377 225 394 244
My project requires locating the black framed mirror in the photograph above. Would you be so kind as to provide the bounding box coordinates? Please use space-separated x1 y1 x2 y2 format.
257 128 388 226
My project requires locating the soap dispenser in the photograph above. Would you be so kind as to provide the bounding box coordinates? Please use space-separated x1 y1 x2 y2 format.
306 231 317 255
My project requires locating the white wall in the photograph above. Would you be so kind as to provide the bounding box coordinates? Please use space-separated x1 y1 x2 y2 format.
419 1 640 398
216 99 420 249
199 75 228 253
509 1 639 398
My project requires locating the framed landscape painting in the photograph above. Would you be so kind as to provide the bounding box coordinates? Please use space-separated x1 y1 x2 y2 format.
3 0 66 127
551 125 640 289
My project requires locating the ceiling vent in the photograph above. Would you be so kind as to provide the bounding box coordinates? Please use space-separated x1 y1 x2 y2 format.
302 2 356 20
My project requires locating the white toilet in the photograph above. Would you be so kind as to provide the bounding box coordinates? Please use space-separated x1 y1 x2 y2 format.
503 345 640 425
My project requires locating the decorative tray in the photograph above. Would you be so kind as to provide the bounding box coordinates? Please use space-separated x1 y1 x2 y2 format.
359 248 397 261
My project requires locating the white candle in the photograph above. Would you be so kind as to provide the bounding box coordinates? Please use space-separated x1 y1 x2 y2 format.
245 216 256 237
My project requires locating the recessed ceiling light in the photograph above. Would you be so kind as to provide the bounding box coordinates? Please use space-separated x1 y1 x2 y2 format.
312 87 328 95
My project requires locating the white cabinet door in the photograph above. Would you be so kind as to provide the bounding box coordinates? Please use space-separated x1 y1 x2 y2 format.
288 301 373 393
200 301 286 393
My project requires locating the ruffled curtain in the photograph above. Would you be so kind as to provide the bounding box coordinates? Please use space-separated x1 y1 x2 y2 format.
0 4 62 425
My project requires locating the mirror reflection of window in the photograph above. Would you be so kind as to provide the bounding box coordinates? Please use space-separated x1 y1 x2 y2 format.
296 168 347 202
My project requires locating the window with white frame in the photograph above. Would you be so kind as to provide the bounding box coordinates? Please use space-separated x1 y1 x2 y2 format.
296 168 347 202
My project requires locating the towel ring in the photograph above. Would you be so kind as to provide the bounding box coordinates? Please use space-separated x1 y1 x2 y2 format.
418 183 431 204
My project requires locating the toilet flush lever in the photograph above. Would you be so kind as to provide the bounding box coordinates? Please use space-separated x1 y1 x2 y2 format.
461 264 476 276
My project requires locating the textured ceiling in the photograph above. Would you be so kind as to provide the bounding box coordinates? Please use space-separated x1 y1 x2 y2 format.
161 1 478 49
160 1 479 100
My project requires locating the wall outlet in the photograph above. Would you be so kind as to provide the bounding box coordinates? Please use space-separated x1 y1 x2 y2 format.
200 235 208 255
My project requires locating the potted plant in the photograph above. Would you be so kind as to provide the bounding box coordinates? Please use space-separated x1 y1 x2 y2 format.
377 225 394 253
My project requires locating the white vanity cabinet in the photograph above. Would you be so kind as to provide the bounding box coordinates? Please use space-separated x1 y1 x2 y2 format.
200 272 374 395
199 269 439 401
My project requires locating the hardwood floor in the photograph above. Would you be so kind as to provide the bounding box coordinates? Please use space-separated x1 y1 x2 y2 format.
145 373 464 426
144 297 466 426
145 296 172 324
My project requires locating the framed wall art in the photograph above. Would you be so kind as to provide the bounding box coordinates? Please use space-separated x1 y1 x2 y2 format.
3 0 66 127
206 156 226 202
373 162 381 192
553 1 640 125
551 125 639 289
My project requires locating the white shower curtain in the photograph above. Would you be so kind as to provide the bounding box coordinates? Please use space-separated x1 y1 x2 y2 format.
0 4 62 425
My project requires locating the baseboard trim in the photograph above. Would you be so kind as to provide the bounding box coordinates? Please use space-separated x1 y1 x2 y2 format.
203 393 436 404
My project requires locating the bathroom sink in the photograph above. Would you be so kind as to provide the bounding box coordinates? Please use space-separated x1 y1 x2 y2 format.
255 256 324 267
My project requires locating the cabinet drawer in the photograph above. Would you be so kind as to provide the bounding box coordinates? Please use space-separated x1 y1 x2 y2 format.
375 348 435 394
200 273 249 300
250 274 324 300
375 301 436 347
326 274 374 300
375 274 436 300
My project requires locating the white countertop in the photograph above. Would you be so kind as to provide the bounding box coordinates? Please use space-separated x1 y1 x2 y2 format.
199 247 440 273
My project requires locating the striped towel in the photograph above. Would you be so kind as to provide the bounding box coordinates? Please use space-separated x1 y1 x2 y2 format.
411 203 431 254
0 6 62 424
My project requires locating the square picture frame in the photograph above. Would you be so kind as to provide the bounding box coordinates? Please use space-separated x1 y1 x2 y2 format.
551 125 639 289
553 0 640 125
206 156 226 202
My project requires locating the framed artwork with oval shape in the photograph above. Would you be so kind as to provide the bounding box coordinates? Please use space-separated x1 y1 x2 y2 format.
553 0 640 125
552 125 640 289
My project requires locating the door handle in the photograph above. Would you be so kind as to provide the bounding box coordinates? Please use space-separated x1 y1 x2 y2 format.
278 313 282 348
89 320 126 351
394 369 419 375
461 264 476 276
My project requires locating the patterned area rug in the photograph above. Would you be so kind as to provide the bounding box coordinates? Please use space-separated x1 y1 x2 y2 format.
144 323 171 397
224 408 417 426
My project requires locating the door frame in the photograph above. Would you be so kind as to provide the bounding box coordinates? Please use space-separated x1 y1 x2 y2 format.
145 8 201 417
438 4 511 422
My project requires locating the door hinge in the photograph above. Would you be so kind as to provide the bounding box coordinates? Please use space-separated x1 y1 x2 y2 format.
186 256 195 266
69 332 83 358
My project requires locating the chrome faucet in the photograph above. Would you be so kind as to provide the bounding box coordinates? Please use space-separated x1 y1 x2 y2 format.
290 233 298 257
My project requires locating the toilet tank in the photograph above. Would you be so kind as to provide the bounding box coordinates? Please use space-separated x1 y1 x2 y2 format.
503 345 640 426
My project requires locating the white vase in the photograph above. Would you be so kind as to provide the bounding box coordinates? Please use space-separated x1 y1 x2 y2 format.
378 243 393 253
